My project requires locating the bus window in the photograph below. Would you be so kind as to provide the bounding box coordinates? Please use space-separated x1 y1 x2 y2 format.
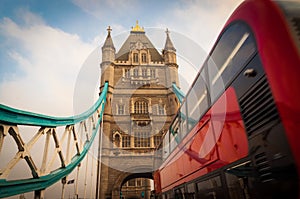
208 23 256 102
179 101 188 139
166 191 173 199
174 187 185 199
167 101 187 155
196 176 224 199
225 173 251 199
225 161 254 199
169 127 179 152
163 130 170 160
187 70 209 132
170 115 180 136
185 183 196 199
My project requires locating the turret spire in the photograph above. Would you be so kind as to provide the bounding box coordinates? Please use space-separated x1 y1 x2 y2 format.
107 26 112 35
103 26 115 50
164 28 176 52
102 25 115 64
163 28 177 65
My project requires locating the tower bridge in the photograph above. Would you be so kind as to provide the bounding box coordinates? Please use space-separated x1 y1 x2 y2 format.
98 21 180 199
0 22 182 199
2 1 300 197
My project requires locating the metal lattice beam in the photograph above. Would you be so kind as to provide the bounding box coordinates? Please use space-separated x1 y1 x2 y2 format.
0 82 108 198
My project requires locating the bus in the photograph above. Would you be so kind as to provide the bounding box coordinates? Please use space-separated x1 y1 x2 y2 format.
153 0 300 198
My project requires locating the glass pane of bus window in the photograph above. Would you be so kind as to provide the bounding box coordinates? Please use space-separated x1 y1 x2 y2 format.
196 176 224 198
187 73 208 132
207 56 223 103
185 183 196 199
225 173 249 199
169 131 178 152
163 131 170 160
166 191 173 199
222 36 256 86
208 23 256 103
180 101 188 139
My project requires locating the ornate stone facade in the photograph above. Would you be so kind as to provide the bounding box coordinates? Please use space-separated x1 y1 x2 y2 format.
97 22 180 199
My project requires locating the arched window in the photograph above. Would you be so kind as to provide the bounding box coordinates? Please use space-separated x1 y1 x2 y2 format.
113 133 121 148
133 53 139 63
141 53 147 63
134 100 149 114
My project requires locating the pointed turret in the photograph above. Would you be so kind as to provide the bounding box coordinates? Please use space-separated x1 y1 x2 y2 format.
164 28 176 52
102 26 115 63
163 29 179 87
100 26 115 87
163 29 177 64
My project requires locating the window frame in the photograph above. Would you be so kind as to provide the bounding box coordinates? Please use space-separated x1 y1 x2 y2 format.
124 68 130 78
134 99 149 114
133 68 139 77
142 68 147 77
133 53 139 63
150 69 156 78
141 53 147 63
118 104 125 115
122 135 131 148
134 131 151 148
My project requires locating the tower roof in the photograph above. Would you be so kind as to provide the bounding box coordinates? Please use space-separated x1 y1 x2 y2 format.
164 29 176 52
102 26 115 50
115 22 163 62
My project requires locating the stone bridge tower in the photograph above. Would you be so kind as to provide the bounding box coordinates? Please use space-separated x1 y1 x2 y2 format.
97 22 180 199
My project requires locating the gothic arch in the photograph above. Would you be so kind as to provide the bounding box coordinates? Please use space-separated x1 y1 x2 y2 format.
111 166 154 194
113 131 122 148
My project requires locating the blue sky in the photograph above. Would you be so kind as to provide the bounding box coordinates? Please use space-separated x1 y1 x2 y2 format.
0 0 243 115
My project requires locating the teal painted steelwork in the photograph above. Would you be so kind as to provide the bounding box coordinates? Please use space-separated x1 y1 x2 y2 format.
0 119 101 198
0 82 108 127
172 83 185 103
0 82 108 198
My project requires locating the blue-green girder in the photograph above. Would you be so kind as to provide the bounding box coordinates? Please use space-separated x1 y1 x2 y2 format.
0 82 108 198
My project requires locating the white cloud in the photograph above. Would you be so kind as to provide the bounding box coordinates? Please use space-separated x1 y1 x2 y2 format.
0 10 96 116
157 0 243 51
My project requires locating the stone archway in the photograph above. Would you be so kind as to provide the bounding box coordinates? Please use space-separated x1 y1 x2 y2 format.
111 166 153 199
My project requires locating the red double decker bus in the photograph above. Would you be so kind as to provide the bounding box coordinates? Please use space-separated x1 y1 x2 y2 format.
153 0 300 198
